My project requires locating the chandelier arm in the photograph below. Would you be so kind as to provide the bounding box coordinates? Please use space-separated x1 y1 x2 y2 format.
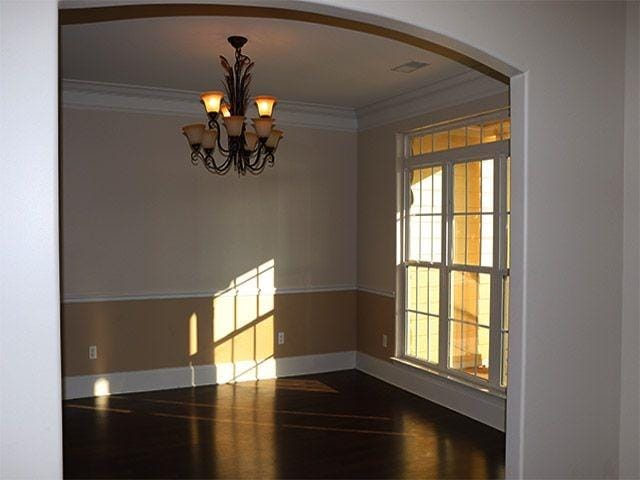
245 154 268 175
190 148 204 165
244 146 270 174
245 143 265 169
203 149 233 175
209 119 230 155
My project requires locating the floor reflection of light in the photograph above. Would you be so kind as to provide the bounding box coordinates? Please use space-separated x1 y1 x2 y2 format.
149 412 414 436
131 397 391 420
65 404 130 414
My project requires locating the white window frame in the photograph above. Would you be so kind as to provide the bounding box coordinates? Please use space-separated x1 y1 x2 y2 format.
395 111 510 397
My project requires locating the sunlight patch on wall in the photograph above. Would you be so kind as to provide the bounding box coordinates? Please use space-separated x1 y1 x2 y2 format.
93 378 110 396
212 260 276 383
189 313 198 356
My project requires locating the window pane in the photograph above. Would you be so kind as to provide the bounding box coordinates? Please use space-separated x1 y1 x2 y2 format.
428 268 439 315
462 322 477 374
467 161 482 212
411 136 421 156
477 326 490 380
482 159 494 212
503 275 510 330
417 267 429 312
416 313 428 359
407 266 417 311
449 321 463 370
449 320 490 381
420 169 433 214
408 215 420 260
482 121 501 143
452 159 494 267
467 214 481 265
421 134 433 154
462 273 478 323
407 311 417 357
432 166 443 213
501 332 509 386
433 131 448 152
452 215 466 264
432 215 442 263
506 213 511 269
453 163 467 213
502 119 511 140
481 214 494 267
467 125 481 145
506 156 511 213
450 271 491 326
407 266 439 315
408 167 443 263
419 215 433 262
429 316 439 364
478 273 491 327
450 127 466 149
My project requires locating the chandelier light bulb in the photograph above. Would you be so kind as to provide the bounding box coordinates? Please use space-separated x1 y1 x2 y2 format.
254 96 277 117
202 129 217 150
220 102 231 118
200 91 225 114
182 123 206 146
223 116 245 137
266 129 284 149
244 132 259 151
252 118 274 139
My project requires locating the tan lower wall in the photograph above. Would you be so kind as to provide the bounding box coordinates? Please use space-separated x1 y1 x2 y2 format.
356 290 395 361
62 290 356 376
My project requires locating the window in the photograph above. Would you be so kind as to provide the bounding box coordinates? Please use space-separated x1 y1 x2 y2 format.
400 112 510 392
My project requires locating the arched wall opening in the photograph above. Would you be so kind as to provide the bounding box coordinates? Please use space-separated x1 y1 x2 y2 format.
56 3 527 479
8 1 629 479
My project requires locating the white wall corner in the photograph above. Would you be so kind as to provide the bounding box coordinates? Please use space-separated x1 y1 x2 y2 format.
356 70 509 131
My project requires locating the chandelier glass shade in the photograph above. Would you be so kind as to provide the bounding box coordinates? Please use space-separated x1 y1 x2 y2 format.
181 36 284 176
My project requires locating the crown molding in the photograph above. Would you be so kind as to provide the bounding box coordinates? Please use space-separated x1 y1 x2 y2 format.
61 79 358 132
355 70 509 131
62 72 507 134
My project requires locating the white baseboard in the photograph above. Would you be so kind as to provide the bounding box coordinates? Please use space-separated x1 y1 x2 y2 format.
64 350 356 400
355 352 505 431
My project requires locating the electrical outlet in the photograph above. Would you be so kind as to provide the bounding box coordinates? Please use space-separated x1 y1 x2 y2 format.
382 334 388 348
89 345 97 360
277 332 285 345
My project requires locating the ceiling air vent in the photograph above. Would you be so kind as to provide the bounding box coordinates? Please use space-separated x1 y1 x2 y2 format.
391 60 429 74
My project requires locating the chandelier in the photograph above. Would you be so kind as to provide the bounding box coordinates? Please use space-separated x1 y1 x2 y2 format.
181 36 284 176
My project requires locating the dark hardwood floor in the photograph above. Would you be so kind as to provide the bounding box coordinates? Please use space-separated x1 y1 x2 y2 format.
63 370 505 479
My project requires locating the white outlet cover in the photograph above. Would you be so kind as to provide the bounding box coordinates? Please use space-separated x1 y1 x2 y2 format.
277 332 285 345
382 334 388 348
89 345 97 360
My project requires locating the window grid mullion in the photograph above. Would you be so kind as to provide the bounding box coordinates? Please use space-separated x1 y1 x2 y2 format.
438 162 451 371
488 154 506 386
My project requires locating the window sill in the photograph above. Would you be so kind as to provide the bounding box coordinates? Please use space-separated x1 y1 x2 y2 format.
390 356 507 400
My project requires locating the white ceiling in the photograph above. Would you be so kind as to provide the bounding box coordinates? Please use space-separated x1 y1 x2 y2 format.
60 16 496 109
